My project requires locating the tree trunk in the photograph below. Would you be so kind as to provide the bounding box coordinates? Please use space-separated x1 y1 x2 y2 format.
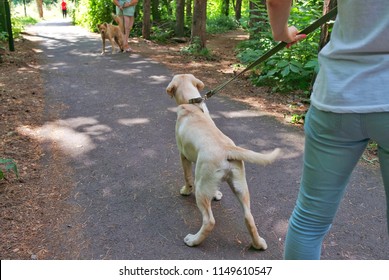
318 0 337 50
234 0 242 21
186 0 192 25
249 0 266 28
0 0 6 32
310 0 337 92
175 0 185 37
142 0 151 39
191 0 207 49
36 0 43 18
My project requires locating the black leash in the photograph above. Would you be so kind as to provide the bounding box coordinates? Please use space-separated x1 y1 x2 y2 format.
189 6 338 104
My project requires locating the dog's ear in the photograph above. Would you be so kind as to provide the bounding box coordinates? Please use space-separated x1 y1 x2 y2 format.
193 77 205 91
166 81 176 98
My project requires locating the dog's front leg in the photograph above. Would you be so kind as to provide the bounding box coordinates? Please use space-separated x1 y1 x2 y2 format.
101 36 106 55
180 154 193 196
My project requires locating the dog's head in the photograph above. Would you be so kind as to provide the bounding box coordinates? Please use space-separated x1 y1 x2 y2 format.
166 74 205 105
97 23 108 34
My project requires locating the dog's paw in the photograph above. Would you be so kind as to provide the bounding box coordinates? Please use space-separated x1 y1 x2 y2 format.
180 185 192 196
184 234 199 247
252 237 268 251
100 51 105 55
213 191 223 201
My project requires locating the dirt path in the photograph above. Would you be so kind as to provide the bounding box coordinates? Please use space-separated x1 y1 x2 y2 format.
1 19 387 260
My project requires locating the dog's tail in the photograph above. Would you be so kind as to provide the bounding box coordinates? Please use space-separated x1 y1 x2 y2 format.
226 146 281 166
112 13 119 23
112 13 125 34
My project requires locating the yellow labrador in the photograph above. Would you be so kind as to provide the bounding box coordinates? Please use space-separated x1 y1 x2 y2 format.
166 74 281 250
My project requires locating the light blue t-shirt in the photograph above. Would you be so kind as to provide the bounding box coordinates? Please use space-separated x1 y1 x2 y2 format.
311 0 389 113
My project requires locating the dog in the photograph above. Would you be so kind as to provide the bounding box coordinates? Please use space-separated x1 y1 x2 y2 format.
97 19 124 55
166 74 281 250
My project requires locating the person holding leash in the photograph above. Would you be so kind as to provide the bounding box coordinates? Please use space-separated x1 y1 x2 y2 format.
266 0 389 259
113 0 138 52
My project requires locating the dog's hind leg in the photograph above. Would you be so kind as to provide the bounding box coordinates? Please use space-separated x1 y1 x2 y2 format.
179 154 194 196
227 163 267 250
184 186 215 247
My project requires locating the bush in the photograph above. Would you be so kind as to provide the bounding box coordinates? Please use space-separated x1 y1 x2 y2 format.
180 36 212 59
207 15 238 34
74 0 114 32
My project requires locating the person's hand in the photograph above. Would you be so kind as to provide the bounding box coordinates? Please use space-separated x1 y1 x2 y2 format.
274 26 307 48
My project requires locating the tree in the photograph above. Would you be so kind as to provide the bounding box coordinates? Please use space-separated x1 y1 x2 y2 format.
310 0 337 90
234 0 243 21
0 0 6 33
36 0 43 18
191 0 207 49
175 0 185 37
143 0 152 39
249 0 266 29
221 0 229 16
319 0 337 50
186 0 192 24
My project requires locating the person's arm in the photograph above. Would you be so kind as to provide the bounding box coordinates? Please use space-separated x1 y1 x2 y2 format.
266 0 306 44
123 0 138 8
113 0 122 9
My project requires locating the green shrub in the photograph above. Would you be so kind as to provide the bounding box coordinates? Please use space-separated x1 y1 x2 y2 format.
74 0 113 32
207 15 238 34
0 159 19 180
180 36 212 59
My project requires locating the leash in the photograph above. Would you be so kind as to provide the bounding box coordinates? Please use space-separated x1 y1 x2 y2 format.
120 8 125 35
189 6 338 104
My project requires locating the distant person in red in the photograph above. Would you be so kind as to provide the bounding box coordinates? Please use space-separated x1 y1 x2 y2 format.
61 0 67 18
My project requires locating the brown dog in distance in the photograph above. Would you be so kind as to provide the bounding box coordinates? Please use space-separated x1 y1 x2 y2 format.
97 20 124 54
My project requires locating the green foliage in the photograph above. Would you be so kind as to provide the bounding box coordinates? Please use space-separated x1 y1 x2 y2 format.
0 15 37 52
180 36 212 59
290 113 306 124
237 0 323 92
11 16 38 38
207 15 238 34
74 0 114 32
0 31 7 41
150 21 176 43
0 159 19 180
